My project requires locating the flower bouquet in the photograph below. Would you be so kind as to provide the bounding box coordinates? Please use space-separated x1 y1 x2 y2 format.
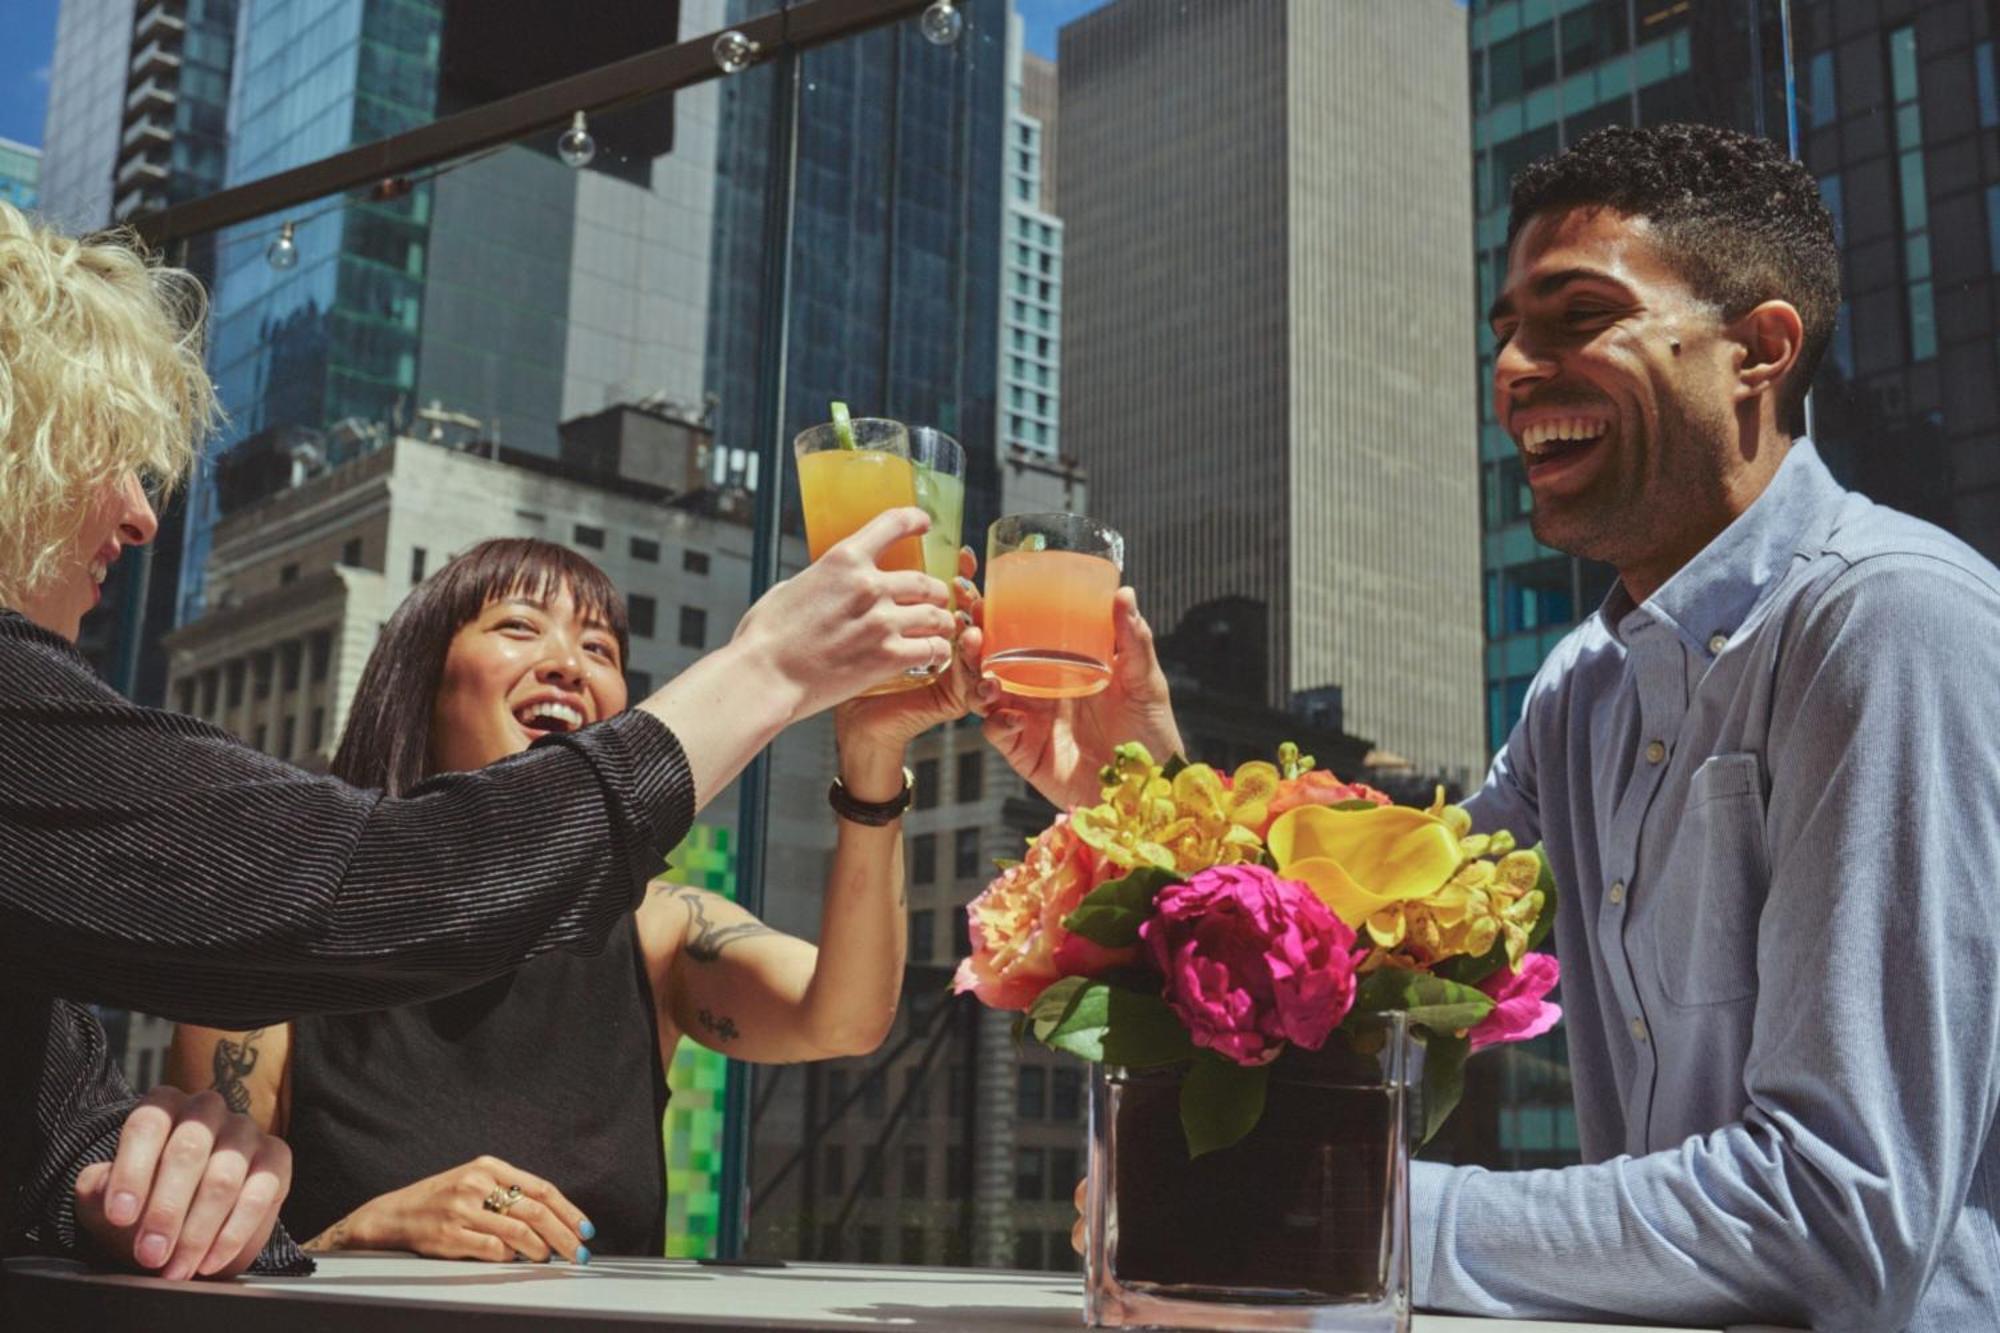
953 743 1560 1331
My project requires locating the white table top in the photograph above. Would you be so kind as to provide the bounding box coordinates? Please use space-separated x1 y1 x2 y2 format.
0 1254 1803 1332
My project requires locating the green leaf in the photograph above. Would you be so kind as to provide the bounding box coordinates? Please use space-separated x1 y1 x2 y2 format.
1026 976 1091 1044
1433 936 1509 988
1330 798 1384 811
1525 845 1559 954
1179 1054 1269 1157
1036 982 1194 1068
1062 866 1181 948
1352 968 1496 1033
1417 1032 1471 1148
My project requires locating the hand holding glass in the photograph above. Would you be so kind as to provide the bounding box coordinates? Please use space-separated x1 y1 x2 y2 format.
982 513 1124 699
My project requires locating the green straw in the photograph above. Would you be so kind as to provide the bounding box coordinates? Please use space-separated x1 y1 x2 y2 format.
830 401 857 450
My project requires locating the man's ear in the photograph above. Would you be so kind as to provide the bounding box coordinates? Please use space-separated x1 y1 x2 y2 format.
1729 299 1805 405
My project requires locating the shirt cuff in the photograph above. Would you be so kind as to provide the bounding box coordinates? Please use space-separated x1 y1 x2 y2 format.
1410 1158 1457 1310
548 710 696 877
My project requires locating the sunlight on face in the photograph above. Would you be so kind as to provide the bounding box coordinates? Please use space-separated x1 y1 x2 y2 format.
15 473 159 643
428 584 630 775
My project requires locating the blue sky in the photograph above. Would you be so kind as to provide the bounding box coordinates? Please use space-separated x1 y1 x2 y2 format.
0 0 1098 151
1017 0 1107 59
1 0 59 147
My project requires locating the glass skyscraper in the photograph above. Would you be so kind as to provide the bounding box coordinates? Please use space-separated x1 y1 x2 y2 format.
0 137 38 210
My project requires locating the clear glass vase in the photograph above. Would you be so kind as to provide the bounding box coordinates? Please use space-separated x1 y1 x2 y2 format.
1085 1012 1418 1332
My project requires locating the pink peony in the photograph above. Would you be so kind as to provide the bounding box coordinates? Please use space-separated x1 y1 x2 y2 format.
1468 953 1562 1052
1139 865 1362 1066
952 816 1134 1011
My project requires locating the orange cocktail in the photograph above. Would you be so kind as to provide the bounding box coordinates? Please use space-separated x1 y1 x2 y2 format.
982 514 1124 699
795 418 926 572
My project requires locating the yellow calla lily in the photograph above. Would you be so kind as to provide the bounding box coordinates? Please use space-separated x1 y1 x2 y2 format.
1268 805 1463 928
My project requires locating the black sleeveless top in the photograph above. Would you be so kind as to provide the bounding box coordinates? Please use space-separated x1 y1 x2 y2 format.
281 914 670 1255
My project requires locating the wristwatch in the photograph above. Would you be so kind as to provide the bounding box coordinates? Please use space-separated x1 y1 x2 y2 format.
828 767 916 826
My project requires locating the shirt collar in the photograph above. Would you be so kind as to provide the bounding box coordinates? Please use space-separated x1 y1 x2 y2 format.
1597 439 1845 658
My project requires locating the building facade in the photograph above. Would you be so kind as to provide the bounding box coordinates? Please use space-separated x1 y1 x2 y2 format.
998 11 1063 460
0 136 39 210
1059 0 1485 784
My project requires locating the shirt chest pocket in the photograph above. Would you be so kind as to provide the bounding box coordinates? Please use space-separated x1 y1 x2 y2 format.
1649 752 1769 1007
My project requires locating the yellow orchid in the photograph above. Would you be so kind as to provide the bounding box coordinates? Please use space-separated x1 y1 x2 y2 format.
1363 847 1547 969
1267 803 1463 929
1070 744 1270 876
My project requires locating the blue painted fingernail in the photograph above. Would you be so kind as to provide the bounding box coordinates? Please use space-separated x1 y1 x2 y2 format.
575 1245 592 1266
579 1219 596 1241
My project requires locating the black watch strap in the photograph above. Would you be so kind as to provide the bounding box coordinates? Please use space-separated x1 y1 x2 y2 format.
828 767 916 826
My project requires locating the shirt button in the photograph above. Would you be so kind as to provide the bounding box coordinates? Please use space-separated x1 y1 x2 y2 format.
1708 633 1729 654
1645 740 1667 764
1630 1016 1649 1043
1608 880 1626 905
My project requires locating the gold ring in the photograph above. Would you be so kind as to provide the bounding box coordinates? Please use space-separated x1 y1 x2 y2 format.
483 1185 523 1215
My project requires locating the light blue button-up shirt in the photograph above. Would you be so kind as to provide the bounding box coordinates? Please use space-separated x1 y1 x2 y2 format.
1414 442 2000 1331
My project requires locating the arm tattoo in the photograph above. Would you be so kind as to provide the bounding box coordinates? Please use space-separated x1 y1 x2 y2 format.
210 1029 265 1114
696 1008 740 1042
304 1219 350 1254
671 887 777 963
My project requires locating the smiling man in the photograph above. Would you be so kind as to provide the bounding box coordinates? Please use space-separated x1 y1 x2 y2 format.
1414 123 2000 1330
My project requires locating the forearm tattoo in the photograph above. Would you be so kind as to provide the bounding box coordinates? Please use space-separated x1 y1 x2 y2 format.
211 1029 265 1114
696 1008 740 1043
670 887 777 963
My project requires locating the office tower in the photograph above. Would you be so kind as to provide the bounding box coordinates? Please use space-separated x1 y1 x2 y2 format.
0 137 40 209
997 10 1062 460
1060 0 1484 784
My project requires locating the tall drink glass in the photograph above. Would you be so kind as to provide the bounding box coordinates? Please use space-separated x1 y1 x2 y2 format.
794 416 963 693
982 513 1124 699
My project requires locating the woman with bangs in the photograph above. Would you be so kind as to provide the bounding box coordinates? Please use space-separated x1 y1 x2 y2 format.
0 200 955 1281
168 535 982 1264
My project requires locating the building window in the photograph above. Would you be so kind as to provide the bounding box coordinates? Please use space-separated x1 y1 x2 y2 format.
956 751 984 803
1049 1147 1079 1203
309 630 331 682
252 652 272 700
862 1150 884 1197
683 549 710 575
1980 42 1998 129
1806 49 1836 128
1018 1065 1046 1120
902 1145 927 1198
280 562 299 585
280 640 301 691
903 1066 930 1118
309 707 325 751
912 833 936 885
678 605 707 649
253 724 267 752
862 1072 885 1118
900 1226 926 1264
946 1144 969 1199
913 758 939 809
1015 1147 1046 1202
625 670 652 698
631 536 660 562
1052 1067 1083 1121
1887 26 1934 362
176 678 195 715
628 593 657 639
1987 185 2000 274
573 523 605 549
410 546 427 583
818 1224 841 1261
281 716 296 758
908 909 934 963
857 1227 882 1263
341 537 362 567
947 1066 967 1121
822 1145 845 1195
954 826 982 878
199 670 219 716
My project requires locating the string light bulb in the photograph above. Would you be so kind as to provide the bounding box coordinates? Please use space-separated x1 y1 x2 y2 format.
713 29 759 73
920 0 964 45
265 221 299 270
557 111 597 168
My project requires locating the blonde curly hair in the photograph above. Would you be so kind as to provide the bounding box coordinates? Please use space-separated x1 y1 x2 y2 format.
0 199 218 604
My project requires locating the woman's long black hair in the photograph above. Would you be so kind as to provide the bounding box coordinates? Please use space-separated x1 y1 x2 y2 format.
330 537 630 796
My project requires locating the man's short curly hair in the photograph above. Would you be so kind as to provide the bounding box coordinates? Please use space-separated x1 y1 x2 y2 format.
1507 123 1839 436
0 200 218 604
